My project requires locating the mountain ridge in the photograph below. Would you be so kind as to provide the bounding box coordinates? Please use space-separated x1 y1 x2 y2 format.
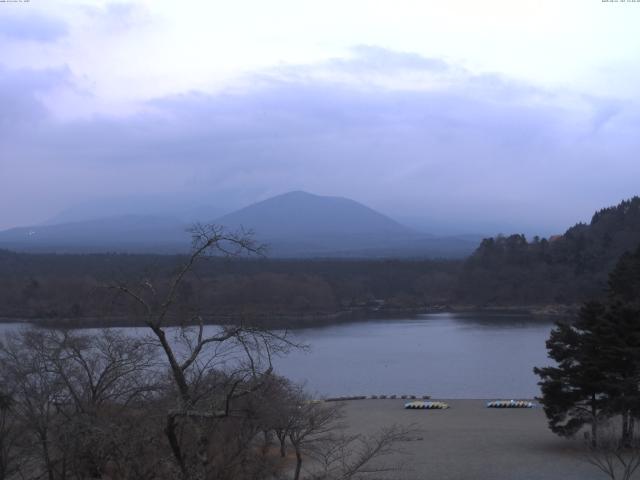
0 191 476 258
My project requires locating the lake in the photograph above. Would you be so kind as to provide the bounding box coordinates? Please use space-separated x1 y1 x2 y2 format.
272 312 556 399
0 312 557 399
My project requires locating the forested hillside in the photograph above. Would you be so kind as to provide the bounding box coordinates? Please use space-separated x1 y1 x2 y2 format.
457 197 640 305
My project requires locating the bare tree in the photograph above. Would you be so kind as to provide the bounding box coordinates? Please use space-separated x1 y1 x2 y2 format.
288 398 343 480
0 390 22 480
308 425 413 480
0 328 162 480
110 224 298 479
0 224 414 480
0 329 69 480
585 420 640 480
285 389 415 480
41 329 158 413
249 374 300 458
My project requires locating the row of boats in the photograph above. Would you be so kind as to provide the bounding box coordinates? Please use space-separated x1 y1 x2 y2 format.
405 401 449 409
404 400 535 409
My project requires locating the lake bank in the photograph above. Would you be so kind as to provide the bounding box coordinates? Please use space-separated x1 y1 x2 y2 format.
0 303 573 329
340 399 599 480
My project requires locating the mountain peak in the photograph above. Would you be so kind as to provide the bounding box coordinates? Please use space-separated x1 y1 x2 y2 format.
259 190 343 203
216 191 412 239
277 190 315 198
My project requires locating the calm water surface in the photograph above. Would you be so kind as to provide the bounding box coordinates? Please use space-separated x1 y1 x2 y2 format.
0 312 557 399
272 312 556 398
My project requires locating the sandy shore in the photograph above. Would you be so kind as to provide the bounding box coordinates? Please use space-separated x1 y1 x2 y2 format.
340 399 604 480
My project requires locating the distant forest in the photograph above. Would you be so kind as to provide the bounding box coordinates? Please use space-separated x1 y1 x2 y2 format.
458 196 640 305
2 197 640 326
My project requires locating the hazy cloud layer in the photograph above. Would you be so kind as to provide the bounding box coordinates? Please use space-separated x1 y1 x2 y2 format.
1 46 639 235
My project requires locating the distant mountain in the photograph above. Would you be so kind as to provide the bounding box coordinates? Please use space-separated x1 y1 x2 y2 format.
0 191 478 258
214 191 475 257
216 191 414 237
44 195 229 225
0 215 190 253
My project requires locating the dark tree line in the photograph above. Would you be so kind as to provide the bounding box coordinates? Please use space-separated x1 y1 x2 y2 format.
0 250 459 326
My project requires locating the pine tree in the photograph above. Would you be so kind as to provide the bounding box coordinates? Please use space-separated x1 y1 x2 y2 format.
534 301 610 446
535 244 640 445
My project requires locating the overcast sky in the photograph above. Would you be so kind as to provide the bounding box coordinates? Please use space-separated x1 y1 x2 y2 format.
1 0 639 235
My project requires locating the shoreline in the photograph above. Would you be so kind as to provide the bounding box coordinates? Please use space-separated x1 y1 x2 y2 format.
0 304 574 329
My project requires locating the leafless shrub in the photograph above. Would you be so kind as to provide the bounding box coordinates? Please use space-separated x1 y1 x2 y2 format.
308 424 414 480
584 420 640 480
277 387 415 480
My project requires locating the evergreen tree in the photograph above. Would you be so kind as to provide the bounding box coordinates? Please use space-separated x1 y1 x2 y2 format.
600 245 640 443
598 302 640 444
608 246 640 306
534 301 610 445
535 244 640 445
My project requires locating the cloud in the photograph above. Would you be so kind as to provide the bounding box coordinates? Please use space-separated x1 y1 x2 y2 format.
258 45 454 91
326 45 449 74
584 96 626 134
0 65 72 127
0 12 68 42
79 1 150 32
1 47 639 234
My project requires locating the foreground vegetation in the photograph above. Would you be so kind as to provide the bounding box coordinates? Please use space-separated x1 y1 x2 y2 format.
0 327 411 480
0 226 411 480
